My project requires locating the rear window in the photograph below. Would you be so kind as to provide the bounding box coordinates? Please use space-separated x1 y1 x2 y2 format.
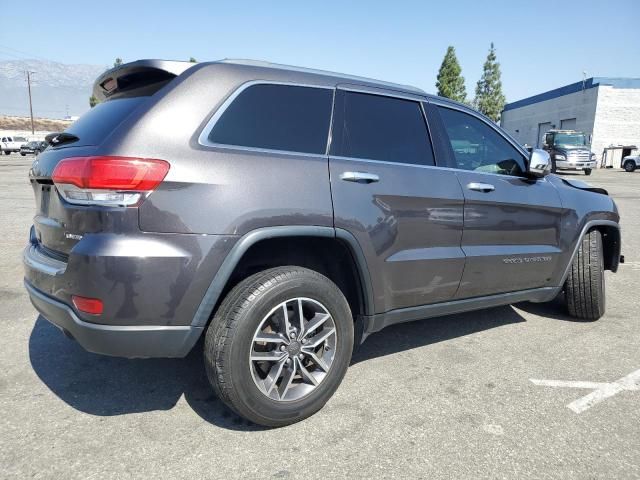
207 84 333 155
330 91 434 166
62 97 148 147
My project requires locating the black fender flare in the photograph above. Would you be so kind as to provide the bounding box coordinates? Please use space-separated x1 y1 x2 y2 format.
190 226 375 328
558 219 621 286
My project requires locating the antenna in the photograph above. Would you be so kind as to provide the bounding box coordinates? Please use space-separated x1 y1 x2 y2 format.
582 71 587 91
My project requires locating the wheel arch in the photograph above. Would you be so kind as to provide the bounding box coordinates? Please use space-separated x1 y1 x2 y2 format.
190 226 375 328
560 220 621 286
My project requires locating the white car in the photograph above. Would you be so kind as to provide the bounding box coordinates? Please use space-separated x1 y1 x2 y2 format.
1 136 29 155
622 155 640 172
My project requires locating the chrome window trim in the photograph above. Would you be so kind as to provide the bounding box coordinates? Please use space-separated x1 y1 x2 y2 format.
198 142 330 159
329 154 548 182
198 80 335 156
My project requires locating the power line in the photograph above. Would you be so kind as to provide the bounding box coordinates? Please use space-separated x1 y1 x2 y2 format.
0 44 57 63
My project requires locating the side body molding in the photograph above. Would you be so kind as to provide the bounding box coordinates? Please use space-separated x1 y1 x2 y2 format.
190 226 375 328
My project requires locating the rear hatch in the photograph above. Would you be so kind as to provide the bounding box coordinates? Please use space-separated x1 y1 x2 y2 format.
29 60 194 257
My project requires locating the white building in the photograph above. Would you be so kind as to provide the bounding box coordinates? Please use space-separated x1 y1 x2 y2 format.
501 77 640 163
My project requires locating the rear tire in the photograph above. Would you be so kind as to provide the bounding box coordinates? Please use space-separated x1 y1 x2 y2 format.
565 230 605 320
624 161 636 172
204 266 354 427
4 151 10 155
584 168 592 176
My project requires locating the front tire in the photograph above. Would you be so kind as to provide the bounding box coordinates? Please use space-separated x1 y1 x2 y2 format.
565 230 605 320
204 266 354 427
3 151 10 155
584 168 592 176
624 161 636 172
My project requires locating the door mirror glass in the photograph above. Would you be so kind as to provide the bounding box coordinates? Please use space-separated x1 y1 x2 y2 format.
529 149 551 178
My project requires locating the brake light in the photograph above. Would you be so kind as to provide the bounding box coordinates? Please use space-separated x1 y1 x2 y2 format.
52 156 170 206
72 295 104 315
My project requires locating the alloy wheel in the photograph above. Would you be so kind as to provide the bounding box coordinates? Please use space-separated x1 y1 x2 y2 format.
249 297 338 402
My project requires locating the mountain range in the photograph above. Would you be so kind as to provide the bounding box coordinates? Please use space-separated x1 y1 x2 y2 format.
0 59 107 119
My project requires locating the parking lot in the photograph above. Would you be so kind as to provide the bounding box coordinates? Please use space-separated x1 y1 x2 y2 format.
1 155 638 479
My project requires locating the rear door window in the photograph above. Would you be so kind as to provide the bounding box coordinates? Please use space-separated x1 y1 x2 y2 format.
207 84 333 155
330 90 434 166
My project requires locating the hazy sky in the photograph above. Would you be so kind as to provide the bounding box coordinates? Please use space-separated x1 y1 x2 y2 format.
1 0 639 102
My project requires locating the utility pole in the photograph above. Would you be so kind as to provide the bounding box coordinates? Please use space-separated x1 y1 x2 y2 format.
26 71 35 134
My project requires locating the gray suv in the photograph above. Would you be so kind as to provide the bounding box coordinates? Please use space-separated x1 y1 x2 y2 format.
23 59 622 426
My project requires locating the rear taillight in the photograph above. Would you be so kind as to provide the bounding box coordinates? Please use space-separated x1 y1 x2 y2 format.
72 295 104 315
52 156 170 206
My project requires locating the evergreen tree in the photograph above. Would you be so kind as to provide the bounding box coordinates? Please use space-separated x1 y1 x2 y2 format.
89 95 99 108
435 46 467 103
113 57 123 68
473 43 506 122
189 57 197 63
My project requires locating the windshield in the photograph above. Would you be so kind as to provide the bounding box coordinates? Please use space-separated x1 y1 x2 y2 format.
554 133 587 147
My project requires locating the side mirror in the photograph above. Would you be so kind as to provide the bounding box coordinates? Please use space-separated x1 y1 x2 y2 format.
528 149 551 178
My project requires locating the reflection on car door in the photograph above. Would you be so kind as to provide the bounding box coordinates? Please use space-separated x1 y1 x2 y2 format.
432 103 564 299
329 87 465 313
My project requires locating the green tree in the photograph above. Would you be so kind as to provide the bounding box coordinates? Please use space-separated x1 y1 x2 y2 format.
113 57 123 67
89 95 99 108
473 43 506 122
435 46 467 103
189 57 197 63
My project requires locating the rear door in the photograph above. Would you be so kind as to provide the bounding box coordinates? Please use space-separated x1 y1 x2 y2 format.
329 86 465 314
430 102 564 299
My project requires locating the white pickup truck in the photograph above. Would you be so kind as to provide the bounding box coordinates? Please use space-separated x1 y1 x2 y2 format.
1 136 29 155
622 154 640 172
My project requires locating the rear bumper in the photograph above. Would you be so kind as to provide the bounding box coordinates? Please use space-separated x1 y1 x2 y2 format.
25 280 202 358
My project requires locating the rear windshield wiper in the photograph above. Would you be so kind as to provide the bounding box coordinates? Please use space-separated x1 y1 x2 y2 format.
45 132 79 147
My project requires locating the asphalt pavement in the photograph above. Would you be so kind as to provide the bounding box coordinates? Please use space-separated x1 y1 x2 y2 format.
1 156 638 479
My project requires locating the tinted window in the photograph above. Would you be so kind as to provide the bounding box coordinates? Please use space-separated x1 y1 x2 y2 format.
208 84 333 154
64 96 148 147
438 107 526 176
331 91 434 165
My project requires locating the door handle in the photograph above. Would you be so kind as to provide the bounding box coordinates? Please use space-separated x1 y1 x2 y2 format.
466 182 495 192
340 171 380 184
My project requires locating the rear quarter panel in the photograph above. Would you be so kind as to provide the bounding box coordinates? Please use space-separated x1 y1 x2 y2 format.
101 63 335 235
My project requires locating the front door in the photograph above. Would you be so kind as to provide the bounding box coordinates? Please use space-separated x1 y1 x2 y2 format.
329 87 465 314
433 104 564 299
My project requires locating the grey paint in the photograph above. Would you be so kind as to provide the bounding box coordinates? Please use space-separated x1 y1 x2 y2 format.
23 60 621 358
453 171 564 298
24 280 200 358
330 156 465 312
364 286 560 334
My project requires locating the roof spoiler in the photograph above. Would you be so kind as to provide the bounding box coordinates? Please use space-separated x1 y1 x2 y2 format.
93 59 196 101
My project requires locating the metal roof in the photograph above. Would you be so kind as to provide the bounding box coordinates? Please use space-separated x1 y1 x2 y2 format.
217 59 426 96
503 77 640 112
